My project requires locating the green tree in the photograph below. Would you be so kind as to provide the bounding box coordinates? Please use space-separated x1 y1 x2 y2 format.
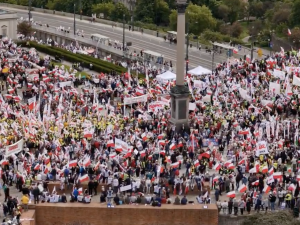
222 0 245 24
290 0 300 26
92 2 115 19
217 4 230 22
111 2 130 22
17 21 33 37
169 3 216 35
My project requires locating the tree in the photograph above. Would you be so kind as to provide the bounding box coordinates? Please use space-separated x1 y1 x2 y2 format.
17 21 33 37
242 211 299 225
289 28 300 48
291 0 300 26
169 3 216 35
272 8 291 25
217 4 230 22
220 22 243 38
92 2 115 19
222 0 245 24
110 2 130 22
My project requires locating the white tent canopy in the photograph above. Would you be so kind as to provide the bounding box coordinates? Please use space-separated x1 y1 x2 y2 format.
156 71 176 83
188 66 211 76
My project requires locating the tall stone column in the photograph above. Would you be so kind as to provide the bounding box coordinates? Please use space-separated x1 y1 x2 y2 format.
169 0 190 133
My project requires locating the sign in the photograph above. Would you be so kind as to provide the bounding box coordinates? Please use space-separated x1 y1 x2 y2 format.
202 139 218 147
124 94 148 105
59 81 73 88
255 141 269 156
5 139 24 157
273 70 285 80
120 184 132 192
115 138 129 151
269 82 280 95
148 101 169 110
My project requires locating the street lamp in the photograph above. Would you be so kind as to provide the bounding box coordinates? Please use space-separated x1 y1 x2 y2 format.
73 4 76 36
123 13 125 52
211 43 215 73
250 28 261 61
28 0 31 22
185 11 189 74
269 29 275 56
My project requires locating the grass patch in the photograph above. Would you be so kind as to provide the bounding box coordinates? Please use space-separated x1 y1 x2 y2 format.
239 21 250 40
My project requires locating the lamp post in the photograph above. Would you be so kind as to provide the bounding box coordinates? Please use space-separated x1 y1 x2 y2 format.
185 12 189 74
73 4 76 36
79 0 82 20
250 30 260 61
28 0 31 22
123 13 125 52
269 30 275 56
211 43 215 73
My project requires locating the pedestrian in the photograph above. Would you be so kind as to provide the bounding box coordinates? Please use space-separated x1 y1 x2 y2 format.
238 198 245 215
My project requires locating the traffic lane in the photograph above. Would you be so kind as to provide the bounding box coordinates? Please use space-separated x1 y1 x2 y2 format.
21 14 227 68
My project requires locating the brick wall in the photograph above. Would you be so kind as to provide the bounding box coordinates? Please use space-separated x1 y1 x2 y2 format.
35 203 218 225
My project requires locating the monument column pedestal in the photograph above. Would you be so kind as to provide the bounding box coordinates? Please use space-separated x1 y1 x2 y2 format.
169 0 190 133
169 85 190 133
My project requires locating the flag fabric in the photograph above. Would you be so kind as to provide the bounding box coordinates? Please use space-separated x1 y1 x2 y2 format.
79 174 89 183
171 162 180 168
28 96 36 111
213 163 221 171
194 160 200 167
68 159 77 167
238 184 247 193
226 191 236 198
261 165 268 174
263 185 271 193
288 29 291 36
107 140 115 148
268 167 274 175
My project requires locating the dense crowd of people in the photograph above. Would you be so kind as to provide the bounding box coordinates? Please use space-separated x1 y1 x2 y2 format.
0 34 300 224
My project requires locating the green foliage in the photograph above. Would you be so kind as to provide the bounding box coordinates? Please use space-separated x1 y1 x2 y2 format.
242 211 299 225
17 21 33 37
17 41 127 75
169 3 217 35
92 2 115 19
291 0 300 26
222 0 246 24
202 30 244 45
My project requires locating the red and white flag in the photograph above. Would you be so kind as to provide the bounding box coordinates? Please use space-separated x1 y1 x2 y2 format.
28 96 36 111
213 162 221 171
226 191 236 198
238 184 247 193
288 29 291 36
194 160 200 167
68 159 77 167
79 174 89 183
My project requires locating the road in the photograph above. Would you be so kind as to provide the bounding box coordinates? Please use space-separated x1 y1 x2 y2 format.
5 7 236 71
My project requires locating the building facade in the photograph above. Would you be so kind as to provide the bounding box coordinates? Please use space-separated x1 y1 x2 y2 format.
0 9 18 40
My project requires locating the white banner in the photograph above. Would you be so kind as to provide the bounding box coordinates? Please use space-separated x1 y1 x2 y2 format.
269 82 280 95
189 102 196 111
120 184 132 192
255 141 269 156
267 175 274 184
148 101 169 110
5 139 24 157
239 88 252 102
194 80 204 88
124 94 148 105
273 70 285 80
59 81 73 88
293 75 300 87
115 138 129 151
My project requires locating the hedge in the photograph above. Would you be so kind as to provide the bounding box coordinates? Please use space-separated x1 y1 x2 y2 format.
17 41 128 75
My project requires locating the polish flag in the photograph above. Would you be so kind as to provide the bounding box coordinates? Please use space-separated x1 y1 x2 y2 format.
213 176 220 183
227 163 235 170
233 121 239 127
233 48 238 54
44 156 50 164
160 150 166 156
238 158 245 165
79 174 89 183
261 165 268 174
255 162 260 172
268 167 274 175
252 180 259 186
83 157 91 167
139 150 146 157
288 28 291 36
68 159 77 167
109 152 117 158
296 175 300 181
78 187 83 195
115 145 122 152
28 96 36 111
213 163 221 171
177 141 183 148
263 185 271 194
141 133 148 141
238 184 247 193
288 184 296 191
273 172 283 180
226 191 236 198
171 162 180 168
194 160 200 167
107 140 115 148
224 160 232 167
157 134 165 140
159 140 166 146
34 164 40 170
170 143 176 150
201 151 210 159
44 163 51 174
249 167 257 174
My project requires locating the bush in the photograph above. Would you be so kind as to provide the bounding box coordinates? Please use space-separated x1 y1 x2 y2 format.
17 41 127 74
202 30 244 45
242 211 299 225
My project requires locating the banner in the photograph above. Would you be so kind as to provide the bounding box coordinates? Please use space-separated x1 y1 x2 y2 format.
124 94 148 105
120 184 131 192
59 81 73 88
5 139 24 157
194 80 204 88
239 88 252 102
203 138 218 147
148 101 169 110
293 75 300 87
269 82 280 95
115 138 129 151
255 141 269 156
189 103 196 111
273 70 285 80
